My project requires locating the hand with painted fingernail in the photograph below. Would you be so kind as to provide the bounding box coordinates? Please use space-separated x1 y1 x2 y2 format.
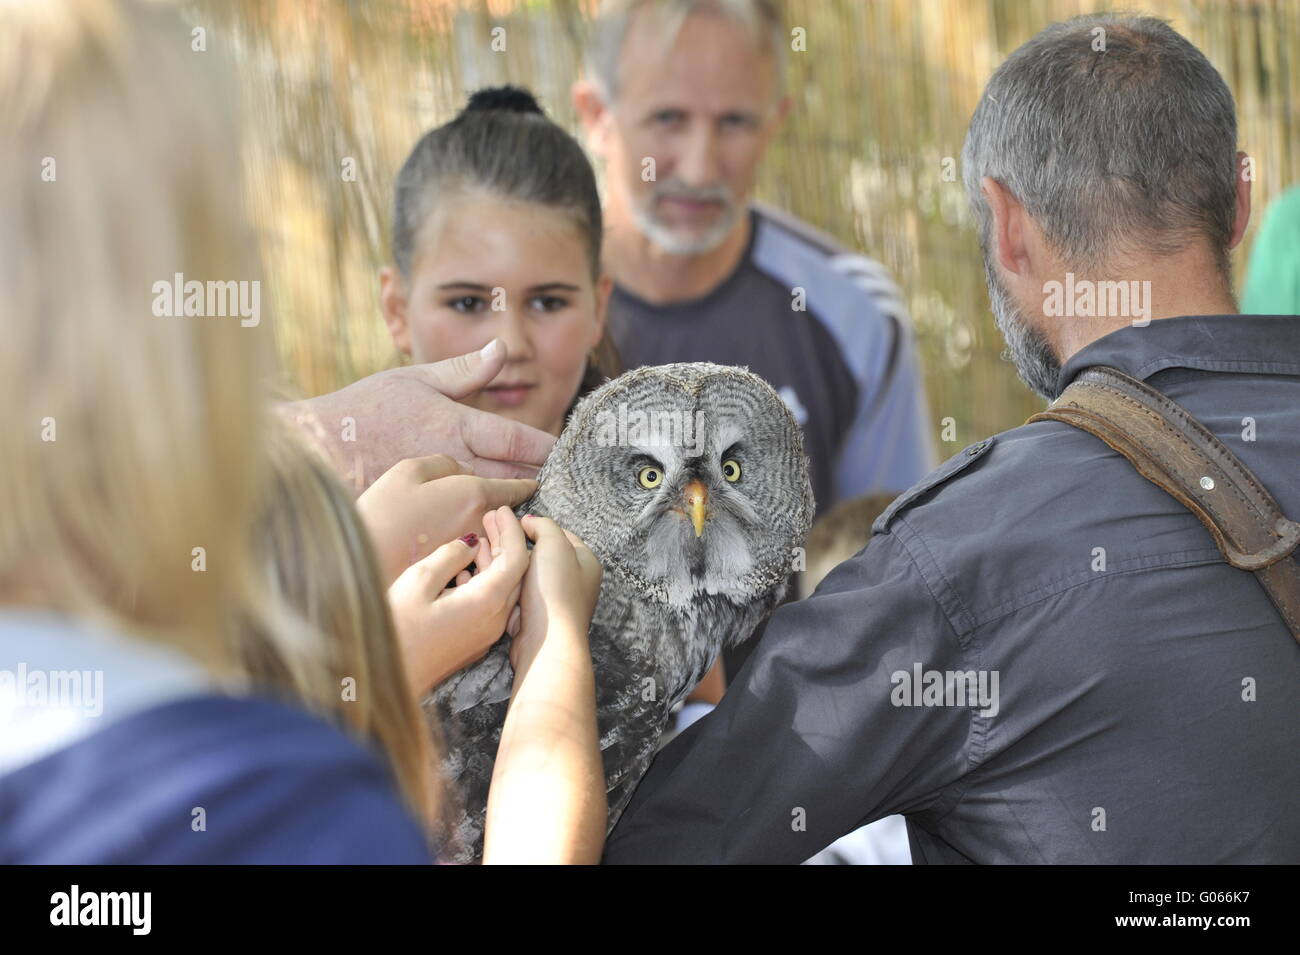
388 504 529 695
355 454 537 590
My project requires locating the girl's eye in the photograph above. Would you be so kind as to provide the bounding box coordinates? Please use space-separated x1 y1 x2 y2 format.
447 296 485 314
637 465 663 489
722 459 741 483
530 295 568 313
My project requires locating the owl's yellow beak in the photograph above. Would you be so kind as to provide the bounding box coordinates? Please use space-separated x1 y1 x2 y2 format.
683 479 708 538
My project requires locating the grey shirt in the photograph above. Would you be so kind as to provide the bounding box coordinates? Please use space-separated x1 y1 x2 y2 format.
604 314 1300 864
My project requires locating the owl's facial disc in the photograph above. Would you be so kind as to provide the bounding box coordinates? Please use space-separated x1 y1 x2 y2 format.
632 448 761 604
541 362 813 611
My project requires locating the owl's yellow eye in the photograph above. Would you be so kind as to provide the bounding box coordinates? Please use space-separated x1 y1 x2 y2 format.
637 465 663 489
722 459 742 482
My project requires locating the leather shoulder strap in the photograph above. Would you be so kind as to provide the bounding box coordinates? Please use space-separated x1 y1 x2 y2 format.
1028 365 1300 643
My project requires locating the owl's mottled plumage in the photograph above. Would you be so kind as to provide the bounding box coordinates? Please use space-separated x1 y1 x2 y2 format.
428 362 814 862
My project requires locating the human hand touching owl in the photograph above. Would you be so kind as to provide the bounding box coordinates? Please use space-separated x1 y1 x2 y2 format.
387 504 530 696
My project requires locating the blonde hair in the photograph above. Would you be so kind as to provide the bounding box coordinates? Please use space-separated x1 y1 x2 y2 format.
0 2 328 717
0 0 448 849
250 424 451 834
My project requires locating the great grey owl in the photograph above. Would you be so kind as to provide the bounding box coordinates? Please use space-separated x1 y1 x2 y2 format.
427 362 814 862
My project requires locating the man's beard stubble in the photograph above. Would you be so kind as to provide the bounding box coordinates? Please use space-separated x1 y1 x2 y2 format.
633 179 740 257
982 251 1062 401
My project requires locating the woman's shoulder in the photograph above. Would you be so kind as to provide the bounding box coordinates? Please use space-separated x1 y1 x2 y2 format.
0 692 433 865
1 609 432 863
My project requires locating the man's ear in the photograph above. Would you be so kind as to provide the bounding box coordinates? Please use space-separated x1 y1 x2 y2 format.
572 78 611 154
1228 150 1253 250
379 266 412 357
981 176 1032 277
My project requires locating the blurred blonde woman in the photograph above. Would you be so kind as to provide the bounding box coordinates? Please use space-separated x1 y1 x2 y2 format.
1 0 605 864
0 0 432 863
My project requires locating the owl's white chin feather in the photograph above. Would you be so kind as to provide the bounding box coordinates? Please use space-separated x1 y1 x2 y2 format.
642 513 759 607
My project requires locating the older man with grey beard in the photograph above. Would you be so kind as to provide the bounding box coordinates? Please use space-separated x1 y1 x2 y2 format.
604 12 1300 864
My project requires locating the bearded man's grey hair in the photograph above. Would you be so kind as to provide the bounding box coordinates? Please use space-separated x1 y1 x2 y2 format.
585 0 786 103
961 14 1240 279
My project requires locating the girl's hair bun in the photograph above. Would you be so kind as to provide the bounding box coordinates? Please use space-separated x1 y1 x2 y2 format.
464 85 544 116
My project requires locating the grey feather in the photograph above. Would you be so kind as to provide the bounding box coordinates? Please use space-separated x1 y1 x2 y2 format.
426 362 814 862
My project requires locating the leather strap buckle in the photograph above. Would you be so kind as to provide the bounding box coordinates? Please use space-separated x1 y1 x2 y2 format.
1224 517 1300 571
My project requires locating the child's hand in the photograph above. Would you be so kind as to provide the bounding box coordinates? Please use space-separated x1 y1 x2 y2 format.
509 515 603 673
390 505 529 696
356 455 536 589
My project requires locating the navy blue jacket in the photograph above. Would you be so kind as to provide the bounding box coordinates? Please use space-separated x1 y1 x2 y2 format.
604 314 1300 864
1 695 432 864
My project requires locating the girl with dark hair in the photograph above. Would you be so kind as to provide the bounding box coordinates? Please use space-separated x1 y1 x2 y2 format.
379 85 621 437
